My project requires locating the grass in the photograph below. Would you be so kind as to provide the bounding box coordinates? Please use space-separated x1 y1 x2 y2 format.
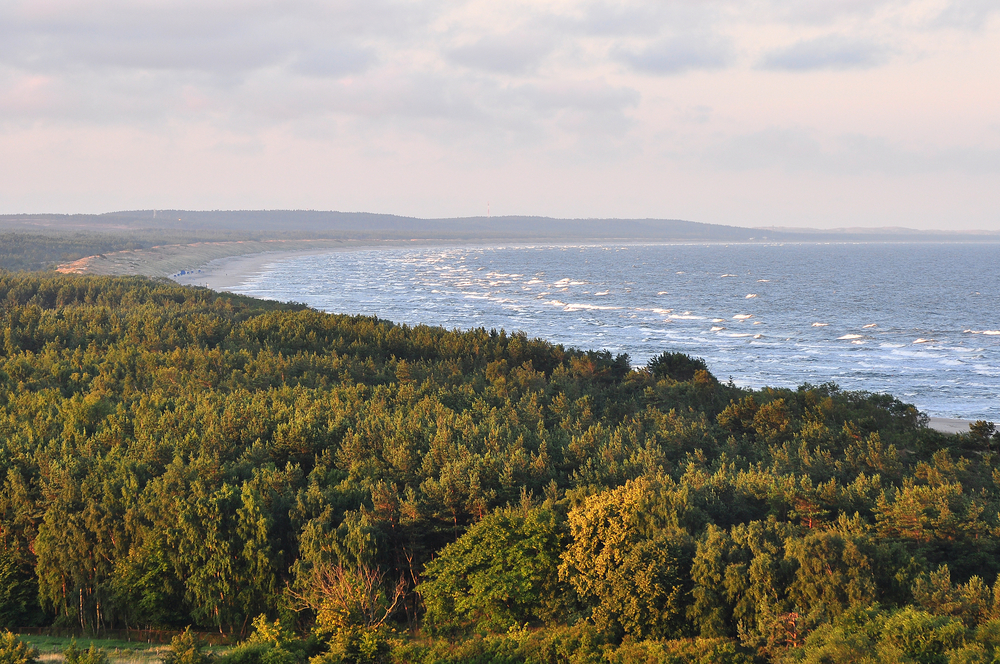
17 635 229 664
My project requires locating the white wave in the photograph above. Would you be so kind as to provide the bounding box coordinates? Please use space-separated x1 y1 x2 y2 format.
753 334 764 339
913 338 937 344
966 330 1000 335
545 300 567 307
595 290 610 296
851 340 864 345
564 303 621 311
650 308 674 314
862 324 877 328
812 323 829 327
712 318 725 323
525 279 544 285
657 291 669 295
676 271 685 274
838 334 863 340
757 279 770 282
753 321 764 325
553 278 572 284
671 315 705 320
732 333 753 337
710 326 725 331
745 294 758 299
733 314 753 320
720 274 737 278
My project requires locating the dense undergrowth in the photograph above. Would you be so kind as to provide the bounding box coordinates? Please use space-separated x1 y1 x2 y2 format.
0 273 998 663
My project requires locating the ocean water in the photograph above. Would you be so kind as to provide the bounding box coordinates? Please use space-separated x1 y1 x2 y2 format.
231 243 1000 421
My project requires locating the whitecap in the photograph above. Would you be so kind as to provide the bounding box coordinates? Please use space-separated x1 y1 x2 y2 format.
733 314 753 320
732 333 753 337
650 308 674 314
753 321 764 325
711 326 725 331
720 274 737 278
862 324 877 328
595 290 610 296
657 291 669 295
757 279 770 282
753 334 764 339
712 318 726 323
671 315 705 320
564 303 621 311
838 334 863 340
545 300 567 307
745 294 758 299
812 323 829 327
913 338 937 344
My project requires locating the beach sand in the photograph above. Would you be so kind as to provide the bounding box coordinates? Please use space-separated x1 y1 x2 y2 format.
927 417 974 435
171 248 336 290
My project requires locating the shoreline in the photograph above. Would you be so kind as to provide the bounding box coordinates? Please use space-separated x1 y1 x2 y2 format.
60 243 988 432
170 247 985 436
171 248 337 290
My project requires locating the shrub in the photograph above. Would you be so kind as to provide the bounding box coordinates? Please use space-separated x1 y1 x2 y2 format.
0 633 38 664
63 641 108 664
163 628 211 664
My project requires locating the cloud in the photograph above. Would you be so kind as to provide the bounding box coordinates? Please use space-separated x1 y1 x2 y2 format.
758 35 891 71
447 35 554 75
934 0 1000 29
708 128 1000 175
291 46 377 78
617 35 734 74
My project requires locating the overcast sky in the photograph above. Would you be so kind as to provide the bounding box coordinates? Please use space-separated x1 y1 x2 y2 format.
1 0 998 229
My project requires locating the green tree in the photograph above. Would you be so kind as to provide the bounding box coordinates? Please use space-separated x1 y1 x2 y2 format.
559 476 694 639
419 506 565 632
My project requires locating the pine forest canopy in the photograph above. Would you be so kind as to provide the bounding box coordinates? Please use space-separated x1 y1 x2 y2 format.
0 273 999 663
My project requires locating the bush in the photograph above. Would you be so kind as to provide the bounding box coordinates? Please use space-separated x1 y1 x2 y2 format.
163 628 212 664
646 352 709 382
0 633 38 664
62 641 108 664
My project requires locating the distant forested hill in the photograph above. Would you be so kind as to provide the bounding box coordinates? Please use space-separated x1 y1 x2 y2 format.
5 209 999 243
0 274 998 664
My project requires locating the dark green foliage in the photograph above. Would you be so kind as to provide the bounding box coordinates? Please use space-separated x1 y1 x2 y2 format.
0 548 43 628
646 351 709 382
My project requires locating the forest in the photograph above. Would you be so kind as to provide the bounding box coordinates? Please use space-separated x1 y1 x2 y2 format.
1 273 999 664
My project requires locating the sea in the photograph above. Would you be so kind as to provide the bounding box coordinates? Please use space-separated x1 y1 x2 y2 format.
229 242 1000 421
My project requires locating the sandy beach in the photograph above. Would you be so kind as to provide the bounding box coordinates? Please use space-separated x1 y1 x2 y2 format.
170 248 337 290
927 417 974 435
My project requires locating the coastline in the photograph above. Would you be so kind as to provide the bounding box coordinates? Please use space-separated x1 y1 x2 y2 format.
171 248 336 290
58 243 990 431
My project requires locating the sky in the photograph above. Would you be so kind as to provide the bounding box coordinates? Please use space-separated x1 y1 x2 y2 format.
0 0 998 230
